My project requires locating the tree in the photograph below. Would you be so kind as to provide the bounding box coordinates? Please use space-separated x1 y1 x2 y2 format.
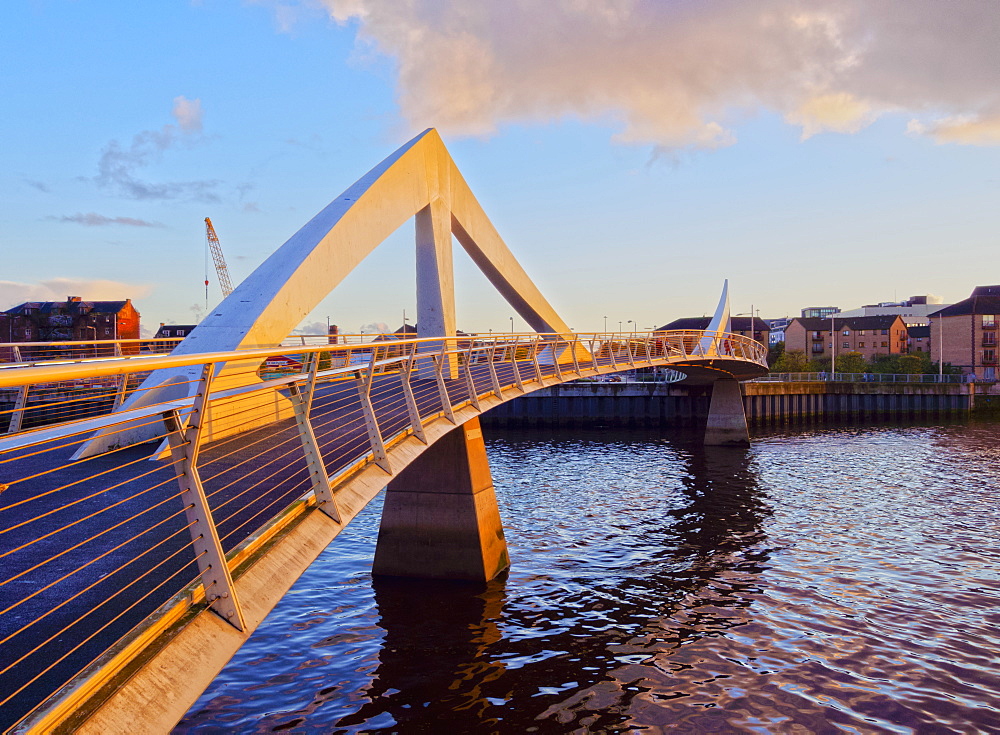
772 349 809 372
807 356 831 372
767 341 785 367
870 354 902 373
897 354 926 374
834 351 866 374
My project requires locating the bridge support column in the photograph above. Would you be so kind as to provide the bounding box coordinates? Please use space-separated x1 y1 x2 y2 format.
373 416 510 581
704 378 750 446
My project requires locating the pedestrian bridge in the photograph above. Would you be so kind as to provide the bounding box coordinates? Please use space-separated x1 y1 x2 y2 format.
0 130 767 733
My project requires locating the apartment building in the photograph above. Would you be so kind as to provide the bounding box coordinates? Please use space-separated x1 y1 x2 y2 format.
784 315 908 361
929 285 1000 380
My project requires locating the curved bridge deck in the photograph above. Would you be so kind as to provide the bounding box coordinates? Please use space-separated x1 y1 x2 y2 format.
0 331 765 732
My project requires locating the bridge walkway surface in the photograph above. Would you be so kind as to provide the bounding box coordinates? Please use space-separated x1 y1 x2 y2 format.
0 126 769 732
0 334 767 731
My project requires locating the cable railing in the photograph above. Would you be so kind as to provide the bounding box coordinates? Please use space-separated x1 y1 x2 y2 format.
752 372 974 384
0 329 766 731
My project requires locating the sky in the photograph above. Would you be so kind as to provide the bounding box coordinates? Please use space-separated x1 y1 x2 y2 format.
2 0 999 336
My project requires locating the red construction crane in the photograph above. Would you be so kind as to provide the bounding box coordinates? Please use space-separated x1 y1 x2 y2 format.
204 217 234 301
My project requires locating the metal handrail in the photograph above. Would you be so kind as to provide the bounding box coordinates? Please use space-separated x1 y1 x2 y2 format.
0 330 767 389
0 327 767 731
751 372 974 384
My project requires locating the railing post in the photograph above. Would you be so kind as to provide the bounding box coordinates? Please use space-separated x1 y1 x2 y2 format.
571 335 582 376
608 336 619 370
463 342 481 410
511 337 525 392
551 339 564 381
435 342 457 423
531 336 544 383
112 341 128 410
357 346 392 473
288 352 342 522
161 363 245 631
6 348 28 435
400 344 427 443
487 341 503 397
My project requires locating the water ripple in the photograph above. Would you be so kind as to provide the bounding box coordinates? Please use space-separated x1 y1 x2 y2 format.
177 424 1000 733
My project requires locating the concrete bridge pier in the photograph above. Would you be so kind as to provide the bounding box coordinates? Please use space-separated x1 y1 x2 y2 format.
373 416 510 581
704 378 750 446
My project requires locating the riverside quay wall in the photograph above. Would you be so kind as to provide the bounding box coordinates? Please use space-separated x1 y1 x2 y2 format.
480 380 983 429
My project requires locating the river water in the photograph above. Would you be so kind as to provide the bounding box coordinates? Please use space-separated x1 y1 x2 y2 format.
177 422 1000 733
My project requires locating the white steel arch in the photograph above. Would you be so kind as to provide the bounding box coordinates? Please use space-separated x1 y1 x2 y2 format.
78 129 576 455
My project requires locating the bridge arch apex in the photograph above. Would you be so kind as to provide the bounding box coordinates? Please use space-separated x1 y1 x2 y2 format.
185 127 571 353
75 129 575 457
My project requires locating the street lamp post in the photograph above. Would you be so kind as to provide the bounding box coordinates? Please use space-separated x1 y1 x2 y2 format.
603 315 608 333
830 312 836 376
509 316 514 333
937 312 943 378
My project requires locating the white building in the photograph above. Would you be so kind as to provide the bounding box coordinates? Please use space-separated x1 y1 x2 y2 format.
835 295 949 327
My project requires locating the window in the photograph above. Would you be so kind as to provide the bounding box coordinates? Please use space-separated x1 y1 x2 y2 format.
843 342 850 349
916 346 923 352
177 329 185 336
984 315 997 328
858 341 865 347
881 341 888 347
105 328 111 335
842 329 850 336
811 331 822 340
882 329 888 335
859 330 866 336
812 344 824 353
983 350 996 364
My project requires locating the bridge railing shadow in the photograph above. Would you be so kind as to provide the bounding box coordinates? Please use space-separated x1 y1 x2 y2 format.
0 329 766 730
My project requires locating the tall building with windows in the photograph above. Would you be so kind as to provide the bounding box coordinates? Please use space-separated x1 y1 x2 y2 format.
784 315 908 361
835 295 948 327
930 285 1000 380
801 306 840 319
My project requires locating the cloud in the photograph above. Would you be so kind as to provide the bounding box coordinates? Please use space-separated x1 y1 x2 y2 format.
361 321 390 334
23 178 50 193
907 114 1000 146
293 320 330 335
0 278 154 310
171 96 203 133
318 0 1000 148
46 212 164 228
786 92 877 139
94 95 220 200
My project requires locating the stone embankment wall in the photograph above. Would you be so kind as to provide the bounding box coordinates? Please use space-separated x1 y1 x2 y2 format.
481 381 979 428
743 381 971 426
481 383 708 428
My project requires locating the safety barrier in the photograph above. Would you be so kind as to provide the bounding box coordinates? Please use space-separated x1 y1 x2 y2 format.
0 330 766 731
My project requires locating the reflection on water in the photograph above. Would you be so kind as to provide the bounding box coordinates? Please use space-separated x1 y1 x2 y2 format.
177 424 1000 733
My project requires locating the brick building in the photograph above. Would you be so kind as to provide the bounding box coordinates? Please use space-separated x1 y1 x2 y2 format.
929 285 1000 380
907 325 931 354
784 315 908 361
154 324 197 340
2 297 140 343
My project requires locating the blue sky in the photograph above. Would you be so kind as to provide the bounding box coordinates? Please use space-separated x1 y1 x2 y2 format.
2 1 998 335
